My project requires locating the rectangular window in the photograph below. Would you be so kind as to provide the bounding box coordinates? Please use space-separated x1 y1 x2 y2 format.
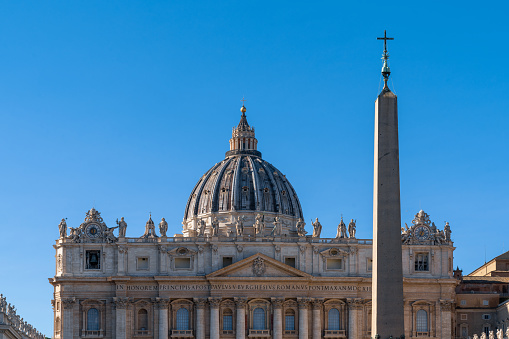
285 315 295 330
461 326 468 337
460 300 466 306
223 315 233 331
414 253 429 271
175 257 191 269
137 257 149 270
327 258 343 270
85 250 100 270
483 325 490 335
285 257 296 268
482 314 491 320
483 300 489 306
367 258 373 271
222 257 233 268
461 314 467 320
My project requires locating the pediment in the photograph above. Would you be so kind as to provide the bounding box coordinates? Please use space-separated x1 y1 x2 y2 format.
207 253 312 278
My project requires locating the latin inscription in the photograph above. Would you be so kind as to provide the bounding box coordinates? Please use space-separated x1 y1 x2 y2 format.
116 284 371 292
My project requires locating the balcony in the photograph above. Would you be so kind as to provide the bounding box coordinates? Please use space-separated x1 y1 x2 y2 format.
416 332 429 337
222 330 234 335
248 329 271 338
134 330 151 336
324 329 347 338
81 330 104 337
171 330 194 338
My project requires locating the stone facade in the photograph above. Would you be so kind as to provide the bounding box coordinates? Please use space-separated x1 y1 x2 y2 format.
50 109 457 339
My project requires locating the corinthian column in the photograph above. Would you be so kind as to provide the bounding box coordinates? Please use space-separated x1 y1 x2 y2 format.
347 298 364 339
311 299 323 339
272 299 284 339
298 299 309 339
235 298 247 339
209 298 222 339
194 298 207 339
61 298 76 339
113 297 130 339
156 298 170 339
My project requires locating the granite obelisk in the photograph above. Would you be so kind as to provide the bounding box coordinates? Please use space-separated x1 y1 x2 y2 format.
371 31 405 339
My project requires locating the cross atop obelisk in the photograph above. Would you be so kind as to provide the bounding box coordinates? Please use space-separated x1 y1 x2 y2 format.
377 30 394 91
372 30 405 339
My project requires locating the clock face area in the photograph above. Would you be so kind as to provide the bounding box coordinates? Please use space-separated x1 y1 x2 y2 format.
414 226 430 241
86 224 101 238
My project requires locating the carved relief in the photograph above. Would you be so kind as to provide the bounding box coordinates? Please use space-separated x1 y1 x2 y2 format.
208 297 222 308
271 298 284 309
61 298 76 310
234 297 247 308
252 257 266 276
113 297 131 309
194 298 208 309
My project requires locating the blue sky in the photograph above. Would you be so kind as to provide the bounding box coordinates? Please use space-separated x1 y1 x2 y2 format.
0 1 508 335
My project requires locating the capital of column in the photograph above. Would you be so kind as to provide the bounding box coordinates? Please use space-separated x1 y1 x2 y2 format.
194 298 208 309
153 298 170 309
297 298 310 309
61 298 76 309
271 298 284 309
311 298 324 310
112 297 131 310
346 298 364 310
234 297 247 308
208 297 222 308
439 299 454 311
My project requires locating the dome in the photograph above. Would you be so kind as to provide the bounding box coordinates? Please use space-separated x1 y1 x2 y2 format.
182 105 304 237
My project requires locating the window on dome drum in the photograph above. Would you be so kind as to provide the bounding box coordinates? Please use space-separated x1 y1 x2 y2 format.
86 308 100 331
285 309 295 331
137 257 149 270
253 308 266 330
416 309 428 333
285 257 296 268
222 309 233 332
328 308 340 330
85 250 100 270
414 253 429 271
138 309 148 333
222 257 233 268
175 258 191 269
326 258 343 270
176 308 189 330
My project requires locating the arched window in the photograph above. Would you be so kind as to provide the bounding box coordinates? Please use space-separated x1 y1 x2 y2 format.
328 308 340 330
416 309 428 332
87 308 99 331
253 308 265 330
176 308 189 330
138 309 148 331
285 309 295 331
223 308 233 331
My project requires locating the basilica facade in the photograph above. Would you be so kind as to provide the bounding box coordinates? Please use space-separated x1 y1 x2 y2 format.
50 107 457 339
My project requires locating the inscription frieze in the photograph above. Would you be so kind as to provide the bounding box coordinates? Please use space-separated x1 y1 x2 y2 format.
116 284 371 292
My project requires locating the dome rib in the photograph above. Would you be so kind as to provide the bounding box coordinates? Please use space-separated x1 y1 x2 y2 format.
247 156 262 211
211 159 232 212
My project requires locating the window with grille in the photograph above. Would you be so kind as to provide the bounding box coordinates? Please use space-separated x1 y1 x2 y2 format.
253 308 265 330
176 308 189 330
416 310 428 332
415 253 429 271
285 310 295 330
138 309 148 331
328 308 340 330
223 309 233 331
87 308 99 331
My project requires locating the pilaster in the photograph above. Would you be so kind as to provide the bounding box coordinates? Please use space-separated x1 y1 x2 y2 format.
297 299 309 339
209 298 221 339
347 298 363 339
235 297 247 339
62 298 76 339
311 299 323 339
194 298 207 339
272 298 284 339
113 297 130 339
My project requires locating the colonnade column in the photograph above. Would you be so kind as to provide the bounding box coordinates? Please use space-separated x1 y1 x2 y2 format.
194 298 207 339
209 298 221 339
311 299 323 339
156 298 170 339
235 298 247 339
347 298 363 339
298 299 309 339
272 298 284 339
113 297 130 339
62 298 76 339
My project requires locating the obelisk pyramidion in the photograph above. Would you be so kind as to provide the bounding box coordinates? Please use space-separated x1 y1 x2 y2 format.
371 31 405 339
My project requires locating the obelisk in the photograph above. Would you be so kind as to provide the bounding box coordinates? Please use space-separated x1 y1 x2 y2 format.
371 31 405 339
